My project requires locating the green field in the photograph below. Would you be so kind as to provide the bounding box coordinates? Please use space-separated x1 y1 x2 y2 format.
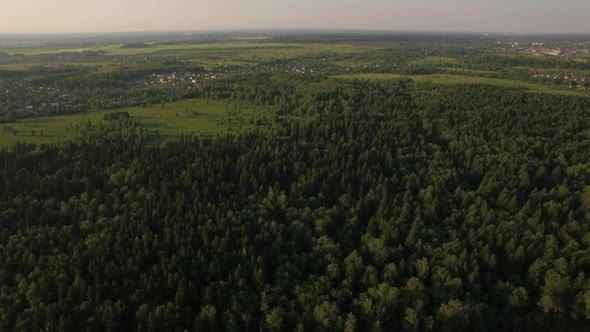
0 99 275 147
443 68 502 75
223 36 271 41
1 41 301 56
334 73 589 97
409 56 460 66
0 63 40 71
1 46 98 55
0 41 373 71
95 42 299 56
512 66 590 75
1 40 375 56
0 62 119 71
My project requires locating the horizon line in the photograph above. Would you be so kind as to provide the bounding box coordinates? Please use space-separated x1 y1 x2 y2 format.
1 28 590 37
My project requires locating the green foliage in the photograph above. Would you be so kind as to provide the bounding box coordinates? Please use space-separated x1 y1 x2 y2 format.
103 112 130 121
0 76 589 331
436 300 470 332
0 99 274 147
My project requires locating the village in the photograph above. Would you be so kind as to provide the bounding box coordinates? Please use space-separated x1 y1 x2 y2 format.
1 62 314 118
528 70 590 91
501 40 590 61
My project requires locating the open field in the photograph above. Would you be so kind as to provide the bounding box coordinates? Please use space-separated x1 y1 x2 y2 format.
334 73 590 97
223 36 271 41
1 41 376 70
0 99 275 147
512 66 590 75
443 68 502 75
0 63 40 71
94 42 299 56
1 41 302 56
0 62 119 71
409 56 460 66
2 46 98 55
1 40 378 57
0 41 292 55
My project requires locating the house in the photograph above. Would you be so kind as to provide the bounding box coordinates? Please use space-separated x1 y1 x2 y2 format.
13 108 24 115
542 49 562 56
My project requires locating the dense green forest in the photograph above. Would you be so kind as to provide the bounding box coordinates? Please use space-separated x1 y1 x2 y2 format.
1 76 590 331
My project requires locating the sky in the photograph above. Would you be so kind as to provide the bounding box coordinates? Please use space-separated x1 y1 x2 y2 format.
1 0 589 34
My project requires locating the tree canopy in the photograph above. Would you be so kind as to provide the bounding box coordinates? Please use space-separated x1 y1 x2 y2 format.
1 76 589 331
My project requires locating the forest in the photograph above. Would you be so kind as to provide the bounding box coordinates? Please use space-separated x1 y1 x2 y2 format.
1 73 590 331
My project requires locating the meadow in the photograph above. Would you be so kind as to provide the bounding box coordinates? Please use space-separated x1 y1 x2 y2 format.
334 73 590 97
513 66 590 75
0 62 120 71
0 99 274 147
1 40 375 71
409 56 460 66
1 40 369 57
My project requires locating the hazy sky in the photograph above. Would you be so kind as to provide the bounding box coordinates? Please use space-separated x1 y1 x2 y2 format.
1 0 589 34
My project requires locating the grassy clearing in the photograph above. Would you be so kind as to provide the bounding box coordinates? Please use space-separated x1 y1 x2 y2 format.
0 41 296 56
1 46 96 56
0 42 377 71
133 42 375 70
512 66 590 75
2 41 375 59
0 62 119 72
95 42 299 56
224 37 271 41
334 73 407 80
333 73 589 97
443 68 502 75
410 56 460 66
334 60 377 69
0 99 275 147
0 63 39 71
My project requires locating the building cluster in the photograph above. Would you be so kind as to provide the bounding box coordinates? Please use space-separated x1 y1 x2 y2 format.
3 62 316 117
528 70 589 91
499 41 589 58
4 86 76 115
132 63 313 88
133 71 223 87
